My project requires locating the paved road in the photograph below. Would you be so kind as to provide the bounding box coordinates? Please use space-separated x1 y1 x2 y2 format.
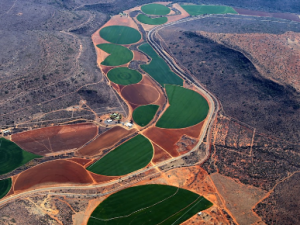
0 15 220 207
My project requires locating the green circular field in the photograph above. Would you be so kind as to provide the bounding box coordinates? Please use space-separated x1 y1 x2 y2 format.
133 104 159 127
87 135 153 176
137 14 168 25
88 184 213 224
0 138 41 175
141 3 171 15
0 178 12 199
97 43 133 66
156 85 209 129
100 26 141 45
107 67 142 85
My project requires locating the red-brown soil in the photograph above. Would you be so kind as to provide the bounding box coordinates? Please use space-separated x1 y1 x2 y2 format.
132 50 148 62
67 158 92 166
89 172 118 184
199 31 300 92
12 123 98 156
234 8 300 22
152 143 172 164
14 160 93 192
77 126 137 157
143 121 204 157
121 83 160 105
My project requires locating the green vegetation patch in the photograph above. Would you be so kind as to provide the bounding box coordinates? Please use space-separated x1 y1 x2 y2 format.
156 85 209 129
0 178 12 199
0 138 42 175
87 135 153 176
181 4 237 16
139 43 183 86
137 14 168 25
88 184 212 225
100 25 141 45
133 105 159 127
97 44 133 66
141 3 171 15
107 67 142 85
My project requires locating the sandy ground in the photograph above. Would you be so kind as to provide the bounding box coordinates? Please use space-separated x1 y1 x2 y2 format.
211 173 267 225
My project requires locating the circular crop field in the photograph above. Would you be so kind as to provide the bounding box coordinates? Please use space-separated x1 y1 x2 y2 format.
88 184 212 224
107 67 142 85
0 138 41 175
121 83 159 105
100 25 141 44
137 14 168 25
0 178 12 199
97 43 133 66
87 135 153 176
133 104 159 127
141 3 171 15
156 85 209 129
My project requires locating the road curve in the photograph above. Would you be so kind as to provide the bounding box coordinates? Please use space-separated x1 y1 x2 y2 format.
0 16 220 207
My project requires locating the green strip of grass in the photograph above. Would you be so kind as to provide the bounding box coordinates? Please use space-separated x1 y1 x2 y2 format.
156 85 209 129
97 43 133 66
0 138 42 175
88 184 212 225
87 135 153 176
137 14 168 25
107 67 142 85
100 25 141 45
0 178 12 199
181 4 237 16
141 3 171 15
133 105 159 127
139 43 183 86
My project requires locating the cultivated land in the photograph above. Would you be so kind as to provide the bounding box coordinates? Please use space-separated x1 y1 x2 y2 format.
141 3 171 15
88 184 212 225
139 43 183 86
3 1 299 224
78 126 137 157
100 25 141 45
107 67 142 85
12 123 98 156
87 135 153 176
97 43 133 66
0 138 41 175
14 159 93 192
137 14 168 25
132 104 159 126
0 178 11 199
181 4 237 16
156 85 209 129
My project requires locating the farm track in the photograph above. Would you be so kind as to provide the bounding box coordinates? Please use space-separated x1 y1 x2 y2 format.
0 15 219 207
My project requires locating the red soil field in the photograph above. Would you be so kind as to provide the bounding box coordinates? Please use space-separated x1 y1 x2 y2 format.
67 158 92 166
14 160 93 192
234 8 300 22
12 123 98 156
152 143 172 164
90 172 118 183
121 83 160 105
78 126 137 157
143 121 204 157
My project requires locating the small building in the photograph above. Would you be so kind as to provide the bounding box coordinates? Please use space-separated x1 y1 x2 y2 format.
125 122 133 128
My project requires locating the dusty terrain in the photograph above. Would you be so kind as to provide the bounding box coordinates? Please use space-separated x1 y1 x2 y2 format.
158 19 300 143
0 0 123 131
1 1 300 225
